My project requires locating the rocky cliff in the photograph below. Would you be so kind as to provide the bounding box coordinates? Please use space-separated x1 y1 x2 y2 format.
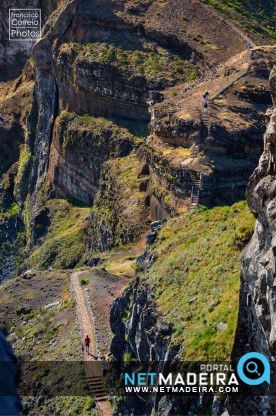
0 329 20 415
0 2 276 414
108 63 276 416
89 153 148 252
230 66 276 415
0 0 60 80
10 0 274 252
110 252 184 416
48 111 137 204
145 46 275 214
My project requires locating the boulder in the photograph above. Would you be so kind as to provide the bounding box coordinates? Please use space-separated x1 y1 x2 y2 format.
20 269 36 279
217 322 228 331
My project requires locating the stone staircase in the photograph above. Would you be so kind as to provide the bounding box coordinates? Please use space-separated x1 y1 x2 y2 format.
190 144 200 158
86 375 109 403
83 287 112 416
189 171 202 210
201 111 210 140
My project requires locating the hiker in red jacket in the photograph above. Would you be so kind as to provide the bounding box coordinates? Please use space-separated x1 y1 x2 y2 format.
84 335 91 353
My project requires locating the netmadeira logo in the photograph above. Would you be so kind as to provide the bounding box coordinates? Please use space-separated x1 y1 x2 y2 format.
124 353 270 394
237 352 270 386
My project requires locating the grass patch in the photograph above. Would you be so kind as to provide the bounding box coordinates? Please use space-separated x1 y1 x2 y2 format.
201 0 276 41
143 200 255 360
61 41 199 86
0 271 95 414
29 199 90 269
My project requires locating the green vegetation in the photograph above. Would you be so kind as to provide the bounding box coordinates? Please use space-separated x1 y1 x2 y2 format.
201 0 276 41
143 200 255 360
120 310 131 322
80 278 89 285
0 271 96 415
15 143 31 188
63 41 198 85
90 153 146 250
0 202 19 220
29 199 90 269
14 143 32 210
123 351 134 363
59 110 143 150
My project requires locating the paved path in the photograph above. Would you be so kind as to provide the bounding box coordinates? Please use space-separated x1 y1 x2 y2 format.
71 271 112 416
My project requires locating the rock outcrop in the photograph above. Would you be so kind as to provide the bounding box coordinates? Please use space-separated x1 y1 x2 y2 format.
89 153 148 252
0 0 59 80
0 330 20 415
48 111 137 204
231 66 276 415
110 251 182 416
145 47 276 214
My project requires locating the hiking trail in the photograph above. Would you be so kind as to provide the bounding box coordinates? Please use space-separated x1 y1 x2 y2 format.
71 271 112 416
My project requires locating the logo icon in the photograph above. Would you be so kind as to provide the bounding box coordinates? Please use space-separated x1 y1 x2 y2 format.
237 352 270 385
9 9 41 41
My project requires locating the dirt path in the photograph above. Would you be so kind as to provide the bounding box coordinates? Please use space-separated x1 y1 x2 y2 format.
71 271 112 416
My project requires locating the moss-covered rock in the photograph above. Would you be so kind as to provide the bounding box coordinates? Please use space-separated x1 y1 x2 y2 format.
89 153 148 252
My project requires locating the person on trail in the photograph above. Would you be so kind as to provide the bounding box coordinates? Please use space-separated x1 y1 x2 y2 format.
84 335 91 353
203 102 208 112
203 92 209 108
247 41 252 50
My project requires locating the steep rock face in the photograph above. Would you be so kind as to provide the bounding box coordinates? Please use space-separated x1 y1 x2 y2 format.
0 0 59 80
231 67 276 415
0 62 34 280
0 330 20 415
89 153 148 252
48 111 136 204
23 0 81 223
0 60 35 175
0 0 38 80
143 47 276 213
110 249 218 415
110 263 182 416
54 43 151 120
19 0 270 236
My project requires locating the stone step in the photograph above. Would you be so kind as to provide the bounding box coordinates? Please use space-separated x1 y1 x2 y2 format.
97 397 109 402
87 380 106 386
87 386 107 394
